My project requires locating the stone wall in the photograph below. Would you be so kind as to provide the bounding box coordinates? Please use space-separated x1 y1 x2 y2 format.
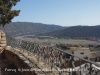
0 30 6 53
3 47 37 75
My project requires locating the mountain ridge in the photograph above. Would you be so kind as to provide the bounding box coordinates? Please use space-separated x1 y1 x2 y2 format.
37 25 100 39
0 22 64 36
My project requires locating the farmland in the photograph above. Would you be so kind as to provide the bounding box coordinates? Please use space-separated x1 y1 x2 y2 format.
14 35 99 46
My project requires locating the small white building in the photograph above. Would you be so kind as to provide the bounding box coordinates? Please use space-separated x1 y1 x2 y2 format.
66 47 90 60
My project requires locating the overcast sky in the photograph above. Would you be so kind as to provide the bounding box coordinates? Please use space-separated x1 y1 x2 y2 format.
12 0 100 26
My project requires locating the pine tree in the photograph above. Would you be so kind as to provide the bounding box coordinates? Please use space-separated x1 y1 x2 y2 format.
0 0 20 26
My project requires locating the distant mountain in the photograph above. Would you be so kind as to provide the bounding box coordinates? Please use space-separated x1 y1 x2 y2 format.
0 22 64 36
38 26 100 39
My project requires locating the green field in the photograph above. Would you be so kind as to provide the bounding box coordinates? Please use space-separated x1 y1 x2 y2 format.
38 36 87 42
44 39 87 43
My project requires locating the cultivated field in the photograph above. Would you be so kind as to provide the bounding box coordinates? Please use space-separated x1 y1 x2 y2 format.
14 36 100 46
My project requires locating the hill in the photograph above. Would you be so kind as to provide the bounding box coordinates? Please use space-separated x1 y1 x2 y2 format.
0 22 63 36
37 25 100 39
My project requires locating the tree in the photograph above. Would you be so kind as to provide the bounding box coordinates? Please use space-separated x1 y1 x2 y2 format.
0 0 20 26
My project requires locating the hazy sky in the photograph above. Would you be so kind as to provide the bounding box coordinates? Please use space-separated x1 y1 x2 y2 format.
12 0 100 26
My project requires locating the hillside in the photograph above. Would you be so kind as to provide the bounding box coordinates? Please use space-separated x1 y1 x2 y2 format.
0 22 63 36
37 25 100 39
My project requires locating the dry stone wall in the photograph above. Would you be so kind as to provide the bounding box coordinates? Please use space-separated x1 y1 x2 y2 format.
0 30 6 53
3 47 37 75
0 30 37 75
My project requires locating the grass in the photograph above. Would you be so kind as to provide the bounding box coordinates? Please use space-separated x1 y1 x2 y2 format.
45 39 87 43
38 36 87 42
